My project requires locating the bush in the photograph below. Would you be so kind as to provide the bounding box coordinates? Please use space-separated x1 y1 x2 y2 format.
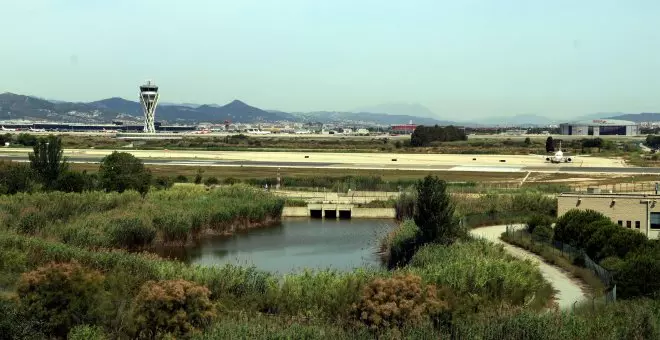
153 176 173 190
16 133 38 146
616 244 660 298
204 176 219 186
107 216 156 249
131 280 217 338
532 224 554 243
53 170 92 193
0 161 35 195
194 169 203 184
223 177 240 185
16 262 106 338
525 214 554 234
351 274 446 331
174 175 189 183
67 325 107 340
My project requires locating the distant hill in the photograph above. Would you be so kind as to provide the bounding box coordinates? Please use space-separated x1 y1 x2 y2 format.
479 114 556 126
352 102 437 119
292 111 454 126
605 112 660 123
0 93 296 124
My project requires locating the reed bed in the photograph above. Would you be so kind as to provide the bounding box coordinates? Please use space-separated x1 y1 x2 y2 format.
0 185 285 249
409 239 553 310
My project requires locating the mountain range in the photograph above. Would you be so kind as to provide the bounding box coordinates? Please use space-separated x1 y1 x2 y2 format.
0 92 657 126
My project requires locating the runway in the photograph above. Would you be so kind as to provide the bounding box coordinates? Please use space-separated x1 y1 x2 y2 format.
0 148 657 175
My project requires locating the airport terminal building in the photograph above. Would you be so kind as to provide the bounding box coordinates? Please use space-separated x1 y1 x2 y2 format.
559 119 638 136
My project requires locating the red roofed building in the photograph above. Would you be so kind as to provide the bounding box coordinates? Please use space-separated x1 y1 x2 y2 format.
390 124 417 134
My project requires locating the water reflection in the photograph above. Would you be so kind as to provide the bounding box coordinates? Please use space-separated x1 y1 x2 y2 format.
155 218 395 274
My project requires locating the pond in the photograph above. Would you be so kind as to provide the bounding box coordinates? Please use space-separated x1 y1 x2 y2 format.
156 218 395 273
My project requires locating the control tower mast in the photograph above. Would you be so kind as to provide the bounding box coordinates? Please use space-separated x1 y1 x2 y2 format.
139 81 159 133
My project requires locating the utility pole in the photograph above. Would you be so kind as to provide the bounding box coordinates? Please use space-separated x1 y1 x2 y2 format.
276 167 281 190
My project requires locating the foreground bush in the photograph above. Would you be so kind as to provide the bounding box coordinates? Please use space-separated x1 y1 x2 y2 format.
131 279 217 338
16 262 106 338
352 274 446 330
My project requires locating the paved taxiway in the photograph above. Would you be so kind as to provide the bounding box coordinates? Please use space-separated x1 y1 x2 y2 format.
0 148 656 175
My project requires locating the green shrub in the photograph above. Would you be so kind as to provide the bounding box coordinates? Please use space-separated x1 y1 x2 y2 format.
131 279 217 338
223 177 240 185
532 224 554 243
15 209 48 235
107 216 156 249
526 214 554 234
153 176 173 190
17 262 106 338
204 176 220 186
54 171 93 193
0 161 35 195
67 325 107 340
173 175 189 183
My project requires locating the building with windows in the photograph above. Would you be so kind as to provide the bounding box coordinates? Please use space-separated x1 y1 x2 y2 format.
559 119 638 136
390 124 417 134
557 192 660 239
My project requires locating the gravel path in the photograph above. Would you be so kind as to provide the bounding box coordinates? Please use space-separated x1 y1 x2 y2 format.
470 224 589 309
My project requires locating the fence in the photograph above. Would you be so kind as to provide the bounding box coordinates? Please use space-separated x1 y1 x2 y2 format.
504 226 616 304
570 182 660 195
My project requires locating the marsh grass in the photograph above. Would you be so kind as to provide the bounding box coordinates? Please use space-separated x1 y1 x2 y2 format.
0 185 285 249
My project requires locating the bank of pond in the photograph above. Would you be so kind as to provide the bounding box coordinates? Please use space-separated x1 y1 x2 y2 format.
1 186 659 339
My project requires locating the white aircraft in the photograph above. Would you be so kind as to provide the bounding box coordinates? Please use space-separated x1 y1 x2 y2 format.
29 127 46 132
1 126 16 131
246 128 271 135
545 141 573 163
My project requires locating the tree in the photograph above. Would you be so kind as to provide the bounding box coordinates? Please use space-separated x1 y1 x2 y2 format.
524 137 531 146
28 135 67 190
545 136 554 153
410 125 467 147
53 171 94 193
194 168 204 185
414 175 463 245
98 152 151 196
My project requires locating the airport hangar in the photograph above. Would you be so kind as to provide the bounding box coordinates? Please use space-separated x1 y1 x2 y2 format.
559 119 639 136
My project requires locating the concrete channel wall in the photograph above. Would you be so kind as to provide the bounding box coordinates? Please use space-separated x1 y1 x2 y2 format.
281 205 396 219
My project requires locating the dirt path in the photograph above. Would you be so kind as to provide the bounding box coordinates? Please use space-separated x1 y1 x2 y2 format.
470 224 589 309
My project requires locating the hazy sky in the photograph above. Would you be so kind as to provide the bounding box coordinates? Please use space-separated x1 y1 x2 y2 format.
1 0 659 120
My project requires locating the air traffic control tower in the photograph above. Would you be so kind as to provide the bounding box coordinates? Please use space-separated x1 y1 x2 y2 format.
139 81 159 133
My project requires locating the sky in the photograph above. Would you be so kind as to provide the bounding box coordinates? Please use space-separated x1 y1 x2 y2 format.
1 0 659 120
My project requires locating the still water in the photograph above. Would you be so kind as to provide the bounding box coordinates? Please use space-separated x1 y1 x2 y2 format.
159 218 395 273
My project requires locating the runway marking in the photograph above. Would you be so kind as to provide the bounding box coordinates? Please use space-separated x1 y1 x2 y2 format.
450 166 522 173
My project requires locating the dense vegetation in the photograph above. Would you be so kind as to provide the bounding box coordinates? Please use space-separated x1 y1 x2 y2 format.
0 185 284 250
553 209 659 298
410 125 467 146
